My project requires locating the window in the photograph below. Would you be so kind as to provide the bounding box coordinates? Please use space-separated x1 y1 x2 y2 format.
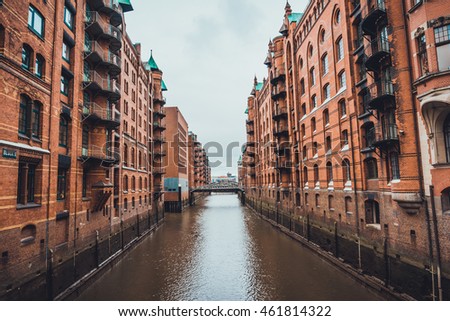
315 194 320 207
303 166 309 183
299 57 304 69
328 195 334 210
35 55 44 78
132 197 135 209
131 147 135 167
139 177 143 190
19 95 29 135
300 78 305 95
326 136 332 153
309 44 313 57
326 162 333 183
17 161 38 205
442 187 450 213
22 45 32 70
322 54 329 75
131 176 136 191
123 175 128 191
314 164 319 184
28 6 44 38
434 25 450 71
339 71 346 88
342 159 351 182
310 67 316 85
61 74 70 96
445 115 450 163
311 117 316 132
365 200 380 225
124 198 128 211
301 124 306 137
62 41 70 62
64 6 74 30
339 99 347 117
345 197 352 214
123 144 128 166
82 170 88 198
342 130 349 147
323 83 331 100
320 29 326 43
365 158 378 179
59 116 68 147
301 103 307 115
335 9 341 25
21 225 36 244
337 37 344 61
57 168 67 200
82 125 89 153
389 152 400 180
303 146 308 160
31 101 41 139
417 34 428 76
311 95 317 109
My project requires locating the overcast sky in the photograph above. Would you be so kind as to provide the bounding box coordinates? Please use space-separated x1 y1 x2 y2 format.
125 0 308 176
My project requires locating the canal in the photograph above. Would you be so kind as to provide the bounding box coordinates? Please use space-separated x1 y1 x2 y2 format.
78 195 384 301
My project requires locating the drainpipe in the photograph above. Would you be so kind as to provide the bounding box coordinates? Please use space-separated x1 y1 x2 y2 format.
430 185 443 301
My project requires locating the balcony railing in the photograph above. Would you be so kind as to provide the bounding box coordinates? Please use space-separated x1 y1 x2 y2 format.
83 71 121 99
84 41 121 75
273 124 289 137
153 168 166 175
366 123 399 149
247 147 256 156
153 122 166 131
82 102 120 128
361 0 387 36
272 106 288 120
80 145 119 167
364 37 391 72
153 108 167 118
367 80 395 110
271 66 286 84
87 0 123 26
246 123 255 134
271 85 287 100
85 11 122 50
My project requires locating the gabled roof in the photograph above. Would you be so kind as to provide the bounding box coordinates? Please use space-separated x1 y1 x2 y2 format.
118 0 133 12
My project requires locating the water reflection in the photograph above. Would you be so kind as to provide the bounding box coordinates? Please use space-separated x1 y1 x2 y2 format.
78 195 383 301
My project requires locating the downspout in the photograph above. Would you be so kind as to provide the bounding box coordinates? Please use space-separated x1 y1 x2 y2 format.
401 0 437 299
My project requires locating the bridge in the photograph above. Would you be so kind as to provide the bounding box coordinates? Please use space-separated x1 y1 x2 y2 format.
189 182 245 205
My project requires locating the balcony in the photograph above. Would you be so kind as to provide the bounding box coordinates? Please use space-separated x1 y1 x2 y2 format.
80 145 119 167
83 71 121 101
82 102 121 129
84 41 121 76
273 124 289 137
361 0 387 36
272 106 288 120
154 150 167 158
367 123 399 150
87 0 123 27
277 155 293 171
367 80 395 110
248 168 256 177
153 168 166 175
271 85 287 100
246 123 255 135
270 67 286 85
153 94 166 105
247 141 256 147
153 108 167 119
246 119 254 125
153 121 166 131
247 147 256 156
153 136 166 144
153 184 163 193
364 37 391 72
85 11 122 52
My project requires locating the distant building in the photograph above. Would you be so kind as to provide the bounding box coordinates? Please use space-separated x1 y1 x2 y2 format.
212 173 237 184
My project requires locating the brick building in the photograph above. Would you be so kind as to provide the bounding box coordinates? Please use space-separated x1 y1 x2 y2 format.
188 131 210 189
242 0 449 300
163 106 189 211
0 0 169 299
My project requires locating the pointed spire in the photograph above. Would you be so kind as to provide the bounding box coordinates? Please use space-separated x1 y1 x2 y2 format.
279 22 288 36
264 52 272 67
254 75 258 86
146 50 160 71
285 1 292 15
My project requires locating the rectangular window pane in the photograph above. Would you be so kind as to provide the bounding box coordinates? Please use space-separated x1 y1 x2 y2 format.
64 7 73 29
434 25 450 44
27 165 36 203
57 168 66 200
62 42 70 62
437 44 450 71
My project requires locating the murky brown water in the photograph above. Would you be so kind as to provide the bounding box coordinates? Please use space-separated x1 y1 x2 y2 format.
78 195 384 301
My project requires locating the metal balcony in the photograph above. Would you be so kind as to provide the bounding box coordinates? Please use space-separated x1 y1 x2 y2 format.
271 85 287 100
153 136 166 144
270 68 286 85
153 168 166 175
87 0 123 27
153 108 167 119
80 145 119 167
361 0 387 36
84 41 121 76
246 118 254 125
153 94 166 105
367 80 395 110
247 147 256 156
153 122 166 131
246 123 255 135
82 102 121 128
247 141 256 147
364 37 391 72
367 123 399 150
85 11 122 52
154 150 167 158
83 71 121 101
248 168 256 177
273 124 289 137
272 106 288 120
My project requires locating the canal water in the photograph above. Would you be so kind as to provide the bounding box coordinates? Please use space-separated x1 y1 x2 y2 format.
78 195 384 301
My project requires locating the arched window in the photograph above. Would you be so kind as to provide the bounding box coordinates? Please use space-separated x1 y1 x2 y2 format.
335 9 341 25
328 195 334 210
315 194 320 207
301 103 307 115
59 116 69 147
338 70 346 88
320 28 326 44
342 159 351 182
339 99 347 117
336 37 344 61
363 122 375 148
365 157 378 179
365 200 380 225
35 54 44 78
123 175 128 191
31 101 41 139
326 161 333 183
303 145 308 160
139 177 142 190
19 94 31 135
132 197 135 209
301 124 306 137
145 177 148 190
326 136 332 153
311 117 316 133
123 144 128 166
22 44 33 70
131 147 135 167
321 53 328 75
124 198 128 210
389 151 400 180
303 166 309 183
444 115 450 163
323 83 331 100
138 150 142 168
323 109 330 125
300 78 305 95
345 196 352 214
131 176 136 191
310 67 316 85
